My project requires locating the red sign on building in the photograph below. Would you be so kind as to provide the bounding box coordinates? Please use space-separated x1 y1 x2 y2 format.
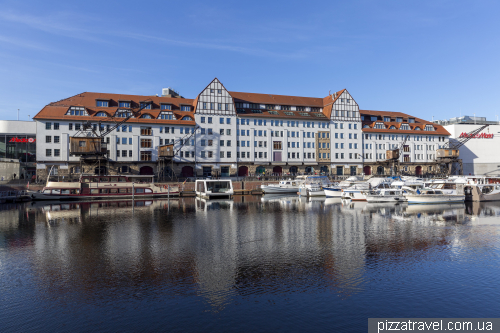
458 132 493 139
9 137 36 143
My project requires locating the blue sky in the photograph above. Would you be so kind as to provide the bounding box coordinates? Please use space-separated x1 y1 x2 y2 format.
1 0 499 122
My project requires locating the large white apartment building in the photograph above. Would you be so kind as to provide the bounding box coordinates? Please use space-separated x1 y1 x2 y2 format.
33 78 449 179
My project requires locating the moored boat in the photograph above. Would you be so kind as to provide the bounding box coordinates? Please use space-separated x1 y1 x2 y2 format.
261 179 304 194
195 179 233 199
31 175 179 201
405 189 465 204
365 189 407 203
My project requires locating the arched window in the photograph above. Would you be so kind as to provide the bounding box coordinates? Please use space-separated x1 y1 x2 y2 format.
414 127 421 131
389 125 396 129
140 114 152 119
95 112 107 117
363 124 370 128
182 116 192 121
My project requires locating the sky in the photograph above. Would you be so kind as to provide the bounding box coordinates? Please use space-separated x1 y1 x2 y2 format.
1 0 499 122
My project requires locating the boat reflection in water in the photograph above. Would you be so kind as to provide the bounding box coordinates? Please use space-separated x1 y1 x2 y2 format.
1 196 498 332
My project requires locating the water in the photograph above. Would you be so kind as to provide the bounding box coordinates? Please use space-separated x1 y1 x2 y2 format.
0 196 499 332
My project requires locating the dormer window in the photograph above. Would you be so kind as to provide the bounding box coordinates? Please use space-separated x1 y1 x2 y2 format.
161 104 172 110
116 109 134 118
389 125 396 129
299 112 310 116
401 124 410 130
95 112 108 117
66 106 88 116
180 105 191 111
158 111 173 120
414 126 421 131
396 117 403 122
268 110 279 115
296 106 306 111
140 114 152 119
140 102 152 110
281 105 291 111
284 111 294 116
371 116 377 121
361 116 365 121
383 116 390 122
375 122 385 129
311 107 321 112
408 118 415 123
119 101 131 108
96 100 109 107
425 125 435 131
363 124 370 128
182 116 192 121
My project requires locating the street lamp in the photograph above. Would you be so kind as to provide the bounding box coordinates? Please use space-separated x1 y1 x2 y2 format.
356 153 365 176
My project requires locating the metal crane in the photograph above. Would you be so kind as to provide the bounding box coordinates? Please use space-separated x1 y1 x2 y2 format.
436 124 489 177
157 125 200 181
69 100 153 176
385 134 410 176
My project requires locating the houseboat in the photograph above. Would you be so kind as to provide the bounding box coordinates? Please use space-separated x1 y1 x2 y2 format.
195 179 233 199
30 175 179 201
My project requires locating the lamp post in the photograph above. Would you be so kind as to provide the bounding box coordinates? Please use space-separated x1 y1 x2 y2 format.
356 153 365 176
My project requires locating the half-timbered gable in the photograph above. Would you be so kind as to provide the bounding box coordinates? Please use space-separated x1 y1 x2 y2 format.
195 78 235 115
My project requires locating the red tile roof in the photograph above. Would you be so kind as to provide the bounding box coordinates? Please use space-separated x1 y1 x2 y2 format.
360 110 450 136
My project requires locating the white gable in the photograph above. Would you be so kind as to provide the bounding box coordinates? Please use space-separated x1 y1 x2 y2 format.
196 78 235 115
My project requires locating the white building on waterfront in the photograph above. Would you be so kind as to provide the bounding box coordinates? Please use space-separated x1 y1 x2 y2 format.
32 78 450 179
434 116 500 176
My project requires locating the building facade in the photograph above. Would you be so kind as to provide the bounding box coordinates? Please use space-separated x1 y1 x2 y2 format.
33 78 450 179
435 116 500 176
0 120 37 180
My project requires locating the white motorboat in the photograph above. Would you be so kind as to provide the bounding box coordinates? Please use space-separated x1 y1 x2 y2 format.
298 175 331 197
323 183 342 197
365 189 407 203
464 183 500 202
260 179 304 194
195 179 233 199
405 189 465 204
341 177 393 201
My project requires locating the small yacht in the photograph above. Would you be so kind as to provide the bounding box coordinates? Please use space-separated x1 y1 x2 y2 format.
341 177 392 201
365 189 407 203
261 179 304 194
405 189 465 204
464 183 500 202
298 175 331 197
323 183 342 198
195 179 233 199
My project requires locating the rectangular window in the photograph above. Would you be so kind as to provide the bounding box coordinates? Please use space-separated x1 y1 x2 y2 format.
140 139 152 148
208 151 213 158
220 151 224 158
140 127 152 136
227 140 231 147
54 149 60 157
180 105 190 111
220 129 224 135
226 129 231 135
208 117 212 124
45 136 51 143
220 118 224 124
96 100 109 107
122 138 127 145
140 151 152 161
46 149 52 156
220 140 224 146
201 117 205 123
201 151 206 158
122 150 127 157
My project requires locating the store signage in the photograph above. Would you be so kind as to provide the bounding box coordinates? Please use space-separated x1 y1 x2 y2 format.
458 132 493 139
9 137 36 143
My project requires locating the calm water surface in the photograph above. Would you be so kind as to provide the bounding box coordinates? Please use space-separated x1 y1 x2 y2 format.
0 196 499 332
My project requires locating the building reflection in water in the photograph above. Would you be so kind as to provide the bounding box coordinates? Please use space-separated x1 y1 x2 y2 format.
2 197 497 311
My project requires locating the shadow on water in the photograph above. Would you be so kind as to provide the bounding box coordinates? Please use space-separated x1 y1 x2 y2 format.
0 197 499 332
